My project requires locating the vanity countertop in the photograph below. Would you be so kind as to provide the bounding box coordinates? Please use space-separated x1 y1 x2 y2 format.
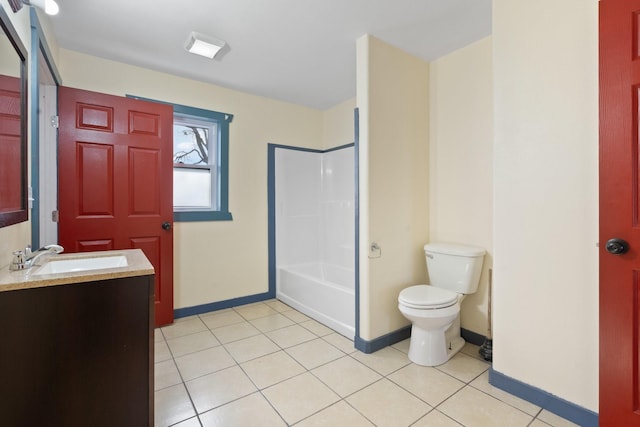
0 249 154 292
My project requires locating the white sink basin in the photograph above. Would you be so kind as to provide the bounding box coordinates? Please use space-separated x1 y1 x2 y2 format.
33 255 128 275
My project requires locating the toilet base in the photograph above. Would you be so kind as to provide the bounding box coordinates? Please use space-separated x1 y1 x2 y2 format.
408 324 465 366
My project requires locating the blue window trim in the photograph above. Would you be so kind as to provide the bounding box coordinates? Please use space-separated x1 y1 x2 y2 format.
174 210 232 221
127 95 233 222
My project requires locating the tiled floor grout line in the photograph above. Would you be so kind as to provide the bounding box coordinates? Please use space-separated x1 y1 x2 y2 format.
234 368 290 425
529 407 547 426
359 347 492 426
166 311 471 425
364 346 473 426
156 301 572 427
198 306 354 426
168 310 250 426
392 341 543 426
224 307 361 425
291 378 380 427
231 305 329 426
160 328 204 427
226 311 299 426
422 408 465 427
427 360 546 426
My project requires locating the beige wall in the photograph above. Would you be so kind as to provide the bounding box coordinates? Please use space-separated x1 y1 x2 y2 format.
58 49 325 309
356 35 430 340
0 1 31 269
322 97 356 149
493 0 598 411
429 37 493 336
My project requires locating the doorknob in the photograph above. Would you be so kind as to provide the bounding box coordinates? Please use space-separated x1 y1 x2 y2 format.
605 238 629 255
162 222 171 231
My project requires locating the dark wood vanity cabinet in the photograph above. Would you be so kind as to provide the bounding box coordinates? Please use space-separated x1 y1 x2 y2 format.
0 275 155 427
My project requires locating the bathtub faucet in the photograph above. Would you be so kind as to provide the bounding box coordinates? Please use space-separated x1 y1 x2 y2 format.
10 244 64 271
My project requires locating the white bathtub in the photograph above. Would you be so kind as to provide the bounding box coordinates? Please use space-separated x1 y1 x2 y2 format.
277 263 354 339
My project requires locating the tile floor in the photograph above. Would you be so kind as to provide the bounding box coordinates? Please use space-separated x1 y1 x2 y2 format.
154 299 578 427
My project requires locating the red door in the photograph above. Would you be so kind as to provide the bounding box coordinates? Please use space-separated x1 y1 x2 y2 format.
58 87 174 326
600 0 640 424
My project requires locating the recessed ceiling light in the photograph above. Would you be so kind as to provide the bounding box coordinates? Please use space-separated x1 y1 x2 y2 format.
185 32 226 59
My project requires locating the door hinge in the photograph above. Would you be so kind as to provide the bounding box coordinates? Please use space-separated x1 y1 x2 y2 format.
51 210 59 222
50 115 59 129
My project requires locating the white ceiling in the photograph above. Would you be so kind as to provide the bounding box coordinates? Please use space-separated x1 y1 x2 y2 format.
50 0 491 110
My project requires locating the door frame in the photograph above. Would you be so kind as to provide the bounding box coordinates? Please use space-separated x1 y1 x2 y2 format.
29 9 61 249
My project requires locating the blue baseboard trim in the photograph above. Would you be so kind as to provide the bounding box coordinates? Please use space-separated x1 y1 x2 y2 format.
489 368 598 427
354 326 486 354
355 326 411 353
174 291 274 319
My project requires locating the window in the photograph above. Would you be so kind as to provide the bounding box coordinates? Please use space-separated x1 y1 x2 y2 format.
172 104 233 221
128 96 233 221
173 116 215 208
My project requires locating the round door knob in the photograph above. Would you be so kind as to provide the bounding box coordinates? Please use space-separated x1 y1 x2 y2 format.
162 222 171 231
605 238 629 255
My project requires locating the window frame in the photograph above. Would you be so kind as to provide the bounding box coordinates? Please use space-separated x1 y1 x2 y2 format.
173 113 217 212
127 95 233 222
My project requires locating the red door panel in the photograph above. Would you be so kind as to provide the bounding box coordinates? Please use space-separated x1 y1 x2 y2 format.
0 135 21 211
78 240 114 252
58 87 174 326
77 142 115 216
600 0 640 423
77 102 113 131
0 76 22 212
129 148 161 215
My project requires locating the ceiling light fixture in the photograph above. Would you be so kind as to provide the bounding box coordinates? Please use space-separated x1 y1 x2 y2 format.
22 0 59 15
185 32 226 59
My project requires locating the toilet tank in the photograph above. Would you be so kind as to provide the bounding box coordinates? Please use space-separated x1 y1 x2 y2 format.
424 243 485 294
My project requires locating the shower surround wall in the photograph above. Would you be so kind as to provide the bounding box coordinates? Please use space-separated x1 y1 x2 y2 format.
273 144 355 338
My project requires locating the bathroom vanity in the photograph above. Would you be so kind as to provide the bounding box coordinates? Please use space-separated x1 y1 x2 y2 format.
0 249 155 427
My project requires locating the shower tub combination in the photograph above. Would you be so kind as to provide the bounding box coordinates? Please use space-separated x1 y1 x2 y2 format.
271 144 355 339
277 262 354 338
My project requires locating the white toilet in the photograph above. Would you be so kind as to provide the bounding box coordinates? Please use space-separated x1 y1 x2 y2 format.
398 242 485 366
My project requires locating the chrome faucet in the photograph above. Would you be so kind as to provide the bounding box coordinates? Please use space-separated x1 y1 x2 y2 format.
10 244 64 271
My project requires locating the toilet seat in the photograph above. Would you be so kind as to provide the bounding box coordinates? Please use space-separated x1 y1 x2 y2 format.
398 285 458 309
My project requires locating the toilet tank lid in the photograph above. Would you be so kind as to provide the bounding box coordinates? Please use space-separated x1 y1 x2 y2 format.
424 242 485 257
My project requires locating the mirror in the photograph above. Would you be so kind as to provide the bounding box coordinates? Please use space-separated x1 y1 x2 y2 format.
0 5 28 227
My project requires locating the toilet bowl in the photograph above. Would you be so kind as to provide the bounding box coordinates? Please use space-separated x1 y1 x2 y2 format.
398 243 485 366
398 285 463 366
